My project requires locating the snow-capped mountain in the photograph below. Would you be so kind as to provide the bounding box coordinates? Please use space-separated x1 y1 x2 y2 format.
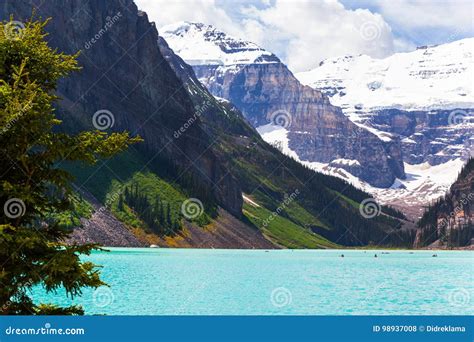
160 22 279 66
161 22 473 218
161 22 406 188
294 39 474 216
295 38 474 164
297 38 473 112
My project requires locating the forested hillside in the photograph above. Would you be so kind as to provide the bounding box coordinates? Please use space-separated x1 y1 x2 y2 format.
416 158 474 248
1 0 413 248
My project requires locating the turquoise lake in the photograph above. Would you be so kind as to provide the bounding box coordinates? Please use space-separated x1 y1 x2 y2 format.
33 248 474 315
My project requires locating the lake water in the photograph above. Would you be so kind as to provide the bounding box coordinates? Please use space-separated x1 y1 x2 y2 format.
33 248 474 315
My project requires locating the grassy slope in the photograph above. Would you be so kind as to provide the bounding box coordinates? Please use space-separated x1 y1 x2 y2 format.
243 203 338 249
61 93 409 248
66 149 212 239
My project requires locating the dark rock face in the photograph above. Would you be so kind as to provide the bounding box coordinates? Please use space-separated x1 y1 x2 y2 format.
157 37 412 247
369 108 474 165
415 159 474 248
193 62 405 187
1 0 243 217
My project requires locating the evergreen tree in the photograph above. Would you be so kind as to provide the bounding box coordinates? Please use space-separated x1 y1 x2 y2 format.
124 187 130 203
166 203 172 227
0 19 140 314
158 201 165 226
118 194 124 211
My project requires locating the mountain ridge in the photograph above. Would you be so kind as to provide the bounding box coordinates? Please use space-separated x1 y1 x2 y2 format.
161 21 406 188
161 21 280 66
161 22 473 220
295 37 473 216
296 38 474 112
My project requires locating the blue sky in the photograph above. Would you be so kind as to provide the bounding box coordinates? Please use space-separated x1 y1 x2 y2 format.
340 0 473 47
136 0 473 72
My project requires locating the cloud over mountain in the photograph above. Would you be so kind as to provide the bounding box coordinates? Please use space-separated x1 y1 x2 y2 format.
135 0 396 72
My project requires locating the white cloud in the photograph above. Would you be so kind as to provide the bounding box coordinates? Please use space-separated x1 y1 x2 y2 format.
373 0 473 31
134 0 400 72
134 0 241 37
242 0 395 72
342 0 474 45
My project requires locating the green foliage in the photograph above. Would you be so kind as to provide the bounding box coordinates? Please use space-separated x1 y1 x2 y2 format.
70 148 214 236
122 182 181 235
243 203 338 249
0 18 139 314
381 205 407 221
416 158 473 247
109 172 212 233
51 193 93 229
418 158 474 230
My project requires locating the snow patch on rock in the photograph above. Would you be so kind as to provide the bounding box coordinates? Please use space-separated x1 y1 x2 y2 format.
161 22 279 67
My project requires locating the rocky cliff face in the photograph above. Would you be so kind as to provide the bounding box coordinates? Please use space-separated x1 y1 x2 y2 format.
415 158 474 248
370 108 473 165
295 39 474 216
162 22 405 188
296 39 474 168
1 0 243 217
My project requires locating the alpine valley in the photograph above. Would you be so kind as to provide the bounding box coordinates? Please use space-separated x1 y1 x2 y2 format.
162 22 474 224
2 1 472 249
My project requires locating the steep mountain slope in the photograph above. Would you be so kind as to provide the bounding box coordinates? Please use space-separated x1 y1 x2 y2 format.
161 22 405 188
296 40 474 216
158 30 415 247
1 0 258 247
415 158 474 248
2 0 412 248
2 0 244 217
